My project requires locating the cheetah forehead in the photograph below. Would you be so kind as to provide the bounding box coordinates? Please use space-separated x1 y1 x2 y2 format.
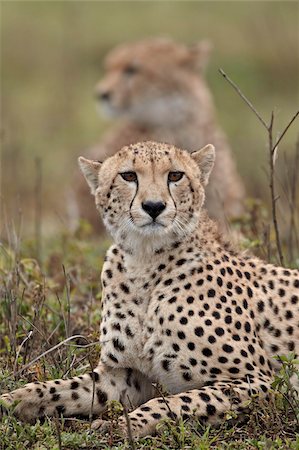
112 141 190 170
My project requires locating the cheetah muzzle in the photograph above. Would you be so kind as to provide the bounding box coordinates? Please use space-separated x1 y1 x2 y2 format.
1 141 298 439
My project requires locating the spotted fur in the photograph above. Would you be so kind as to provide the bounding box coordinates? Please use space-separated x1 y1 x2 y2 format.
1 141 298 438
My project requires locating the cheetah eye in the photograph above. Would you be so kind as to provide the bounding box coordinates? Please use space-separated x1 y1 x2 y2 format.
168 171 184 183
120 171 138 182
123 65 139 76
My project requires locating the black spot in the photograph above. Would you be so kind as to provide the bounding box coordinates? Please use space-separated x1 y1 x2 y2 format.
182 372 192 381
202 348 212 357
162 360 170 371
257 301 264 312
71 381 79 390
108 353 118 363
113 338 125 352
208 289 216 297
178 331 186 339
176 259 187 266
120 282 130 294
140 406 150 411
206 404 216 415
217 277 223 287
223 344 234 353
195 327 204 337
244 322 251 333
96 389 108 404
247 287 253 298
218 356 228 363
56 405 65 415
180 395 192 403
215 327 224 336
125 325 134 337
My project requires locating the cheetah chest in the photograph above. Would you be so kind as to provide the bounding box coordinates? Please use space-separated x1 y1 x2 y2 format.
99 270 155 372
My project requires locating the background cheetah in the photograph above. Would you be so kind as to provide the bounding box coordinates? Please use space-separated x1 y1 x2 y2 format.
75 38 245 232
1 141 298 438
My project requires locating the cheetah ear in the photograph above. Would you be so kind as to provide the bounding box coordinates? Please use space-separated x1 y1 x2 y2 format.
188 40 213 72
191 144 215 186
78 157 102 195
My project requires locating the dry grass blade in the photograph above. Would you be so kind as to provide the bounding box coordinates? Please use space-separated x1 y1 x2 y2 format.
10 334 95 378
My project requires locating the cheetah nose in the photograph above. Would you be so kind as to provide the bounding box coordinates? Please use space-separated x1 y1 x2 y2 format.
142 201 166 220
96 90 111 102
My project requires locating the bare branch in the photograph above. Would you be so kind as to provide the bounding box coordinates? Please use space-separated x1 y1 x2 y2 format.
272 110 299 153
219 68 269 130
219 69 296 265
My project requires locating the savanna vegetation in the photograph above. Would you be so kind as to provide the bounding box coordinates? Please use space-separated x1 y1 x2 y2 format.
1 1 298 449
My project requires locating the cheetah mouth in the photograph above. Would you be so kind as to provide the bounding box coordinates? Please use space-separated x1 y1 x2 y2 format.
141 221 165 229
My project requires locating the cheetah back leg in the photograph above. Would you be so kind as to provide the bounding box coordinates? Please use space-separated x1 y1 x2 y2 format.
0 363 155 423
109 376 272 438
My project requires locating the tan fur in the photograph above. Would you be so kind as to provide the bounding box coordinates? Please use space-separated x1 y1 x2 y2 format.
75 38 245 231
2 142 298 439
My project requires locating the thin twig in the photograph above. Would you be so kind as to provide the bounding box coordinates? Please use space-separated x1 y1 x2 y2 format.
272 111 299 152
219 68 268 129
53 414 63 450
13 330 33 378
268 111 284 265
123 401 136 450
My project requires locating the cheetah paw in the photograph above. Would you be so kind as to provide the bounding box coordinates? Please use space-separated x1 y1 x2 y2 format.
91 417 129 438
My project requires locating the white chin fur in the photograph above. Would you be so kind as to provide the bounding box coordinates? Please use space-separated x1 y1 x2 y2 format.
104 213 199 260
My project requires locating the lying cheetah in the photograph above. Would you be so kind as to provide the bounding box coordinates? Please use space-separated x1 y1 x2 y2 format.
2 141 298 438
75 38 245 231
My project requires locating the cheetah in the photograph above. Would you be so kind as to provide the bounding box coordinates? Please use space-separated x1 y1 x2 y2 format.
75 37 245 231
1 141 298 438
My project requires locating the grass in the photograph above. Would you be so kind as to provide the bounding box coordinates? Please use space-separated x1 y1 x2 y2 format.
1 1 299 448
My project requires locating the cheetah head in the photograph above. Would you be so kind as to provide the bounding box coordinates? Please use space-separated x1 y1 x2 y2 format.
94 37 212 126
79 141 215 255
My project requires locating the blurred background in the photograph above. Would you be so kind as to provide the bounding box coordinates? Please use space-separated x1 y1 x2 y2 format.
1 1 298 238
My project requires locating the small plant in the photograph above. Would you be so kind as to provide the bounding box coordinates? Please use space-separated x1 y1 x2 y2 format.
272 352 299 422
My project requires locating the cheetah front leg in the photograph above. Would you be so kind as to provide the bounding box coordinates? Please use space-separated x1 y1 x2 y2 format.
105 377 272 438
0 362 155 423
